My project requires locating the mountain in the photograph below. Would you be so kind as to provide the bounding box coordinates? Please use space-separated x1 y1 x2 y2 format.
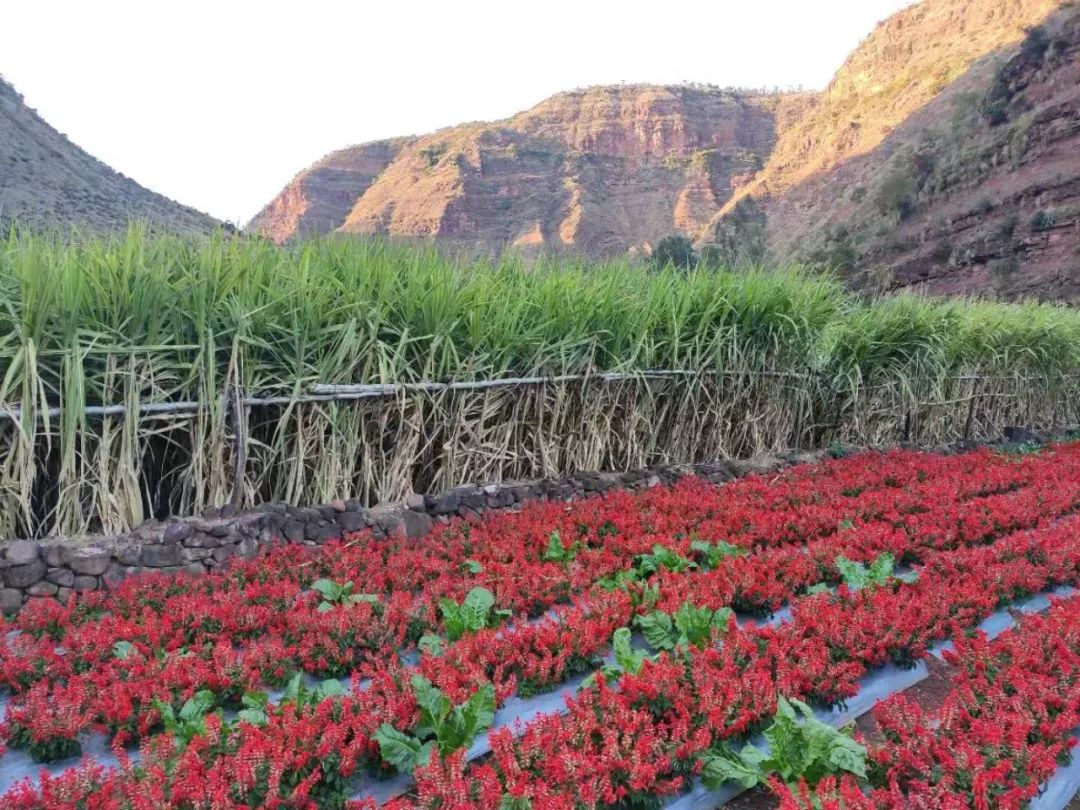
704 0 1079 300
251 0 1078 299
248 85 817 255
0 76 218 234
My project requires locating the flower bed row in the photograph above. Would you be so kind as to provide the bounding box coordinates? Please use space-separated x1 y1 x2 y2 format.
2 445 1071 758
2 444 1080 806
774 590 1080 809
10 501 1080 810
375 513 1080 809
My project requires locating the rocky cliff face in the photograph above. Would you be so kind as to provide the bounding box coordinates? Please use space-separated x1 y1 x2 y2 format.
704 0 1078 300
851 2 1080 301
247 138 413 243
0 77 218 234
250 85 817 256
250 0 1079 300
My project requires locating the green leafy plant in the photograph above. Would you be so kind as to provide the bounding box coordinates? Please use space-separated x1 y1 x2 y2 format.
638 544 695 575
541 531 578 564
418 633 445 656
311 579 379 612
439 587 511 641
236 691 270 727
597 567 644 591
699 696 867 791
583 627 651 687
597 545 694 602
838 552 917 589
689 539 745 569
462 559 483 574
810 552 915 594
374 675 495 771
278 672 345 714
112 640 135 660
154 690 220 750
636 602 733 651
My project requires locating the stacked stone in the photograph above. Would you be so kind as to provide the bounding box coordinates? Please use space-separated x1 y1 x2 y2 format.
0 445 899 613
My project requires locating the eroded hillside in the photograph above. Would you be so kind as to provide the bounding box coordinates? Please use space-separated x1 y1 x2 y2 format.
250 85 817 256
705 0 1078 300
0 77 218 234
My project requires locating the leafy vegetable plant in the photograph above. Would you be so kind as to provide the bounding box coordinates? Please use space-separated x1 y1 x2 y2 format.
699 696 867 790
154 690 220 750
236 691 270 727
597 544 696 591
638 544 695 575
636 602 733 651
542 531 579 564
462 559 483 574
418 633 445 656
583 627 651 687
808 552 916 593
311 579 379 612
689 538 745 569
374 675 495 771
279 672 345 714
439 586 511 640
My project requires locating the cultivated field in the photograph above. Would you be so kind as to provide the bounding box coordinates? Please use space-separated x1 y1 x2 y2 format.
2 442 1080 807
3 229 1080 539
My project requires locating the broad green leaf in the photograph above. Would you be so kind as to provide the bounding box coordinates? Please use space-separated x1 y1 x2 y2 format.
461 587 496 632
647 544 693 573
112 640 135 660
639 581 661 610
316 679 345 699
867 552 895 583
460 682 496 738
637 610 676 651
542 531 573 562
612 627 644 674
241 691 268 709
463 559 483 574
440 597 466 640
691 539 744 569
418 633 445 656
178 690 215 723
828 735 869 779
311 579 339 600
282 673 305 703
700 748 763 789
411 674 451 729
835 556 868 590
237 708 268 727
374 723 433 771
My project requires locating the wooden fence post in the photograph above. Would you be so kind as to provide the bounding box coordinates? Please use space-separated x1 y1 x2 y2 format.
229 384 247 509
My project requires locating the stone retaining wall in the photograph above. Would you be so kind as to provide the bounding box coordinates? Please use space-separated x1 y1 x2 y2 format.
0 425 1057 613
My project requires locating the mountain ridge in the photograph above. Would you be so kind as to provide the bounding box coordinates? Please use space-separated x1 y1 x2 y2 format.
249 84 817 256
706 0 1079 300
0 76 219 234
250 0 1079 300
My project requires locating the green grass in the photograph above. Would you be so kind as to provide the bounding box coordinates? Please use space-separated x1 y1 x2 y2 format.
1 226 1078 538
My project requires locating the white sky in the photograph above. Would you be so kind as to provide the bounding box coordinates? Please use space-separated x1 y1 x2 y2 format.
3 0 913 225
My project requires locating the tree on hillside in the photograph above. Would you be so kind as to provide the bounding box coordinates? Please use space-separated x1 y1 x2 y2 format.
708 198 768 267
652 235 697 270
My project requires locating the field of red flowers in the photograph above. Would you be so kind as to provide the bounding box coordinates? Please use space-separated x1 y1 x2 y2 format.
3 443 1080 809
